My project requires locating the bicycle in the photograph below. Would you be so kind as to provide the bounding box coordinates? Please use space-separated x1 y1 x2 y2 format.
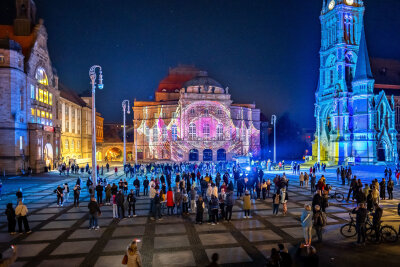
366 221 398 243
340 212 373 238
327 186 344 202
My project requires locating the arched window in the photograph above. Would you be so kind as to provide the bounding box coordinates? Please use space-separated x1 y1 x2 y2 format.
153 127 158 142
190 108 195 115
35 67 48 85
71 140 74 150
65 140 69 150
162 125 167 141
171 125 178 141
189 123 196 140
217 124 223 140
203 123 210 138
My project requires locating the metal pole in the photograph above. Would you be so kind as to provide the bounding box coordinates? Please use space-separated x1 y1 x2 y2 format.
123 104 126 166
271 115 276 163
91 81 97 186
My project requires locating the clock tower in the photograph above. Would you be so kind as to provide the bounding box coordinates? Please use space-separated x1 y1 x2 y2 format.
313 0 397 164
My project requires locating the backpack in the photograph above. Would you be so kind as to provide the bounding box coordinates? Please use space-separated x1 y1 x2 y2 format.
274 194 280 203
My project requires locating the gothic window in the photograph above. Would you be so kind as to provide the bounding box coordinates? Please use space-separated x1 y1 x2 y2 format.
190 108 195 115
330 69 334 85
217 124 223 140
162 126 167 141
153 127 158 142
171 125 178 141
203 124 210 138
189 123 196 140
35 67 48 86
217 109 223 116
145 126 150 142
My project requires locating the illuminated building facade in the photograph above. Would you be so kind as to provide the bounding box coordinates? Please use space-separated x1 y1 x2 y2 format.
133 65 261 162
313 0 398 164
59 85 104 165
0 0 61 174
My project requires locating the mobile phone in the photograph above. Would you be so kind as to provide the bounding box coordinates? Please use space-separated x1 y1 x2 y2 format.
11 245 15 250
135 239 141 242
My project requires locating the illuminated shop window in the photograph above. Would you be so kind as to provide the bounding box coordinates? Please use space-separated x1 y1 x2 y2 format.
49 93 53 105
171 125 177 141
30 85 35 99
153 127 158 142
31 108 35 116
43 91 48 104
35 67 48 85
39 89 43 102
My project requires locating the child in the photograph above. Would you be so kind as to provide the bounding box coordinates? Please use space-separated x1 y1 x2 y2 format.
243 190 251 218
112 194 118 218
196 196 205 224
5 203 16 234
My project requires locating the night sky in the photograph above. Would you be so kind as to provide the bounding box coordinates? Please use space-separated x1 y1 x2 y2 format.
35 0 400 127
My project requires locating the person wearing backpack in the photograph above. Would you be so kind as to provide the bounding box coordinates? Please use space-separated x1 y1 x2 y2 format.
272 192 281 215
312 205 326 242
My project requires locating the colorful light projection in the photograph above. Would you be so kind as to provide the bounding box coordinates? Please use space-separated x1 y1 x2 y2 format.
136 100 260 161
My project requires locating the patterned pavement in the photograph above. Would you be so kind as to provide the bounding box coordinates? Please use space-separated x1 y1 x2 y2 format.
0 167 400 266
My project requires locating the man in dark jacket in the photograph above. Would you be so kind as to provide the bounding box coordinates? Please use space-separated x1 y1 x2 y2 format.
352 203 368 245
225 190 234 221
312 205 326 242
116 190 125 219
88 197 101 230
153 191 162 220
133 177 140 197
95 184 103 204
371 203 383 242
143 177 149 196
312 190 323 213
127 189 137 218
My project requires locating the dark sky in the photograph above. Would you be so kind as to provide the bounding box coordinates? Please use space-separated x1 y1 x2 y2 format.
35 0 400 127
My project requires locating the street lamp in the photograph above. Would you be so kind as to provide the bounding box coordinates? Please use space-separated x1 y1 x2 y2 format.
122 100 130 166
271 115 277 163
89 65 103 187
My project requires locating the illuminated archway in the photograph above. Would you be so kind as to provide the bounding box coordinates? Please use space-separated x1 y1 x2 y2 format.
105 147 122 161
189 149 199 161
203 149 213 161
217 148 226 161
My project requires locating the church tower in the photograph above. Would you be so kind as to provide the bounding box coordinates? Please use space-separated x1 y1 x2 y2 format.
314 0 372 164
13 0 36 36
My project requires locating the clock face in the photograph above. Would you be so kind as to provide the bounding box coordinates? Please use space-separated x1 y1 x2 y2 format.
329 0 335 10
346 0 354 5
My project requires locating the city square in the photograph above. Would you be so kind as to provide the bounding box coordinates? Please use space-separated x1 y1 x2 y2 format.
1 0 400 266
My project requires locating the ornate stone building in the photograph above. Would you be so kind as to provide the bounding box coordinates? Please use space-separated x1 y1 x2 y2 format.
313 0 398 164
0 0 61 174
58 85 104 165
133 65 261 162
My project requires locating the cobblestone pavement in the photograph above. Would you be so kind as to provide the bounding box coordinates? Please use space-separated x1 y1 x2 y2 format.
0 166 400 267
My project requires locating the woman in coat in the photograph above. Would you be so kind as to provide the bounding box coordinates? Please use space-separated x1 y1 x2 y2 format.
243 190 251 218
126 240 142 267
301 204 313 247
166 188 174 215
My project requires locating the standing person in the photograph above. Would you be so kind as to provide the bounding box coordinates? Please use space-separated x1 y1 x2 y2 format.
5 203 16 235
15 201 31 234
152 190 162 220
225 188 234 222
351 203 368 245
310 174 316 194
105 184 111 205
174 189 183 216
299 172 304 187
182 190 189 215
112 194 118 219
73 184 81 207
371 203 383 242
304 172 309 187
55 185 64 207
143 177 149 196
210 194 219 224
96 183 104 204
123 179 128 194
190 185 197 213
261 180 268 200
63 183 70 204
380 178 386 200
387 177 394 200
125 240 142 267
116 190 125 219
301 204 313 247
278 244 292 267
115 166 118 177
134 177 140 197
196 196 205 224
280 188 288 216
166 188 175 215
312 190 323 213
88 197 101 230
127 189 137 218
272 191 281 215
243 190 251 219
312 205 326 243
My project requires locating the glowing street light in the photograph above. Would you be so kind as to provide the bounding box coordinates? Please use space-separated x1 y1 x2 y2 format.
122 100 130 166
89 65 103 187
271 115 277 163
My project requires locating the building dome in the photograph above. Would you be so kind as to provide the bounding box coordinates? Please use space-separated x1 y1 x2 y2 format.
183 71 225 94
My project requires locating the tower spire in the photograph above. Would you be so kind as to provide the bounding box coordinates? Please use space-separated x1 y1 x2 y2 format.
353 27 373 81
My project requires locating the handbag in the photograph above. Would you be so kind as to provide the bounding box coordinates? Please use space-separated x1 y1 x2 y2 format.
122 254 128 265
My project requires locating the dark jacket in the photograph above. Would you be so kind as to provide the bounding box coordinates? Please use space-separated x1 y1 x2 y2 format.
116 193 125 206
127 193 136 204
225 192 234 206
352 207 368 224
88 200 100 215
372 206 383 225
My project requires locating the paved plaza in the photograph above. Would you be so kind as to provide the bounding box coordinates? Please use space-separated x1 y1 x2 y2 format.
0 166 400 266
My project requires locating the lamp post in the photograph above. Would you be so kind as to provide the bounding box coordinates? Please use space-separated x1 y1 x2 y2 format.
89 65 103 187
271 115 277 163
122 100 130 166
